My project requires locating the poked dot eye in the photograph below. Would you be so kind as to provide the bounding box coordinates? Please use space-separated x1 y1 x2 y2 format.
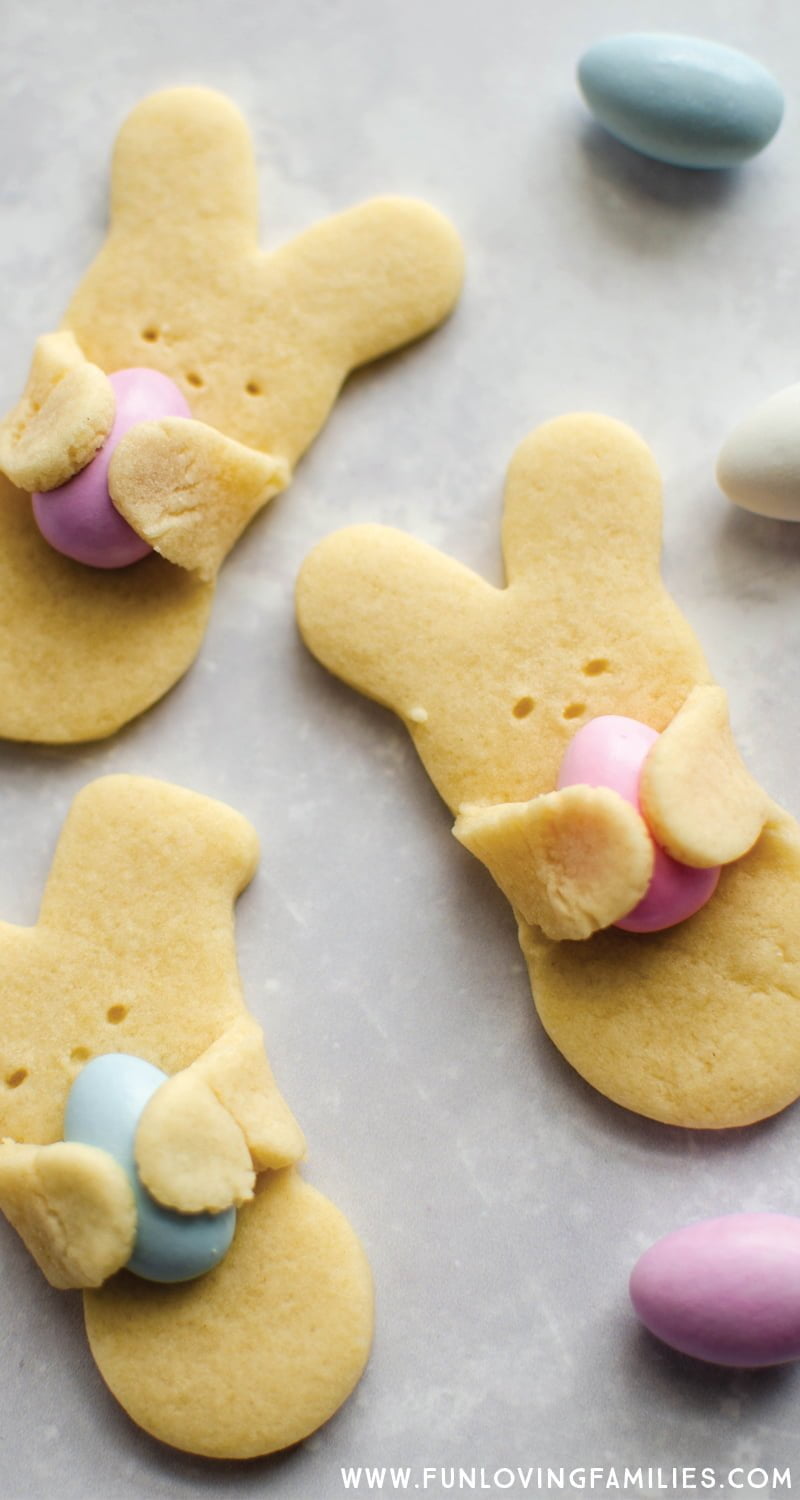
245 380 262 396
5 1068 28 1089
106 1005 128 1025
141 326 160 343
512 697 535 719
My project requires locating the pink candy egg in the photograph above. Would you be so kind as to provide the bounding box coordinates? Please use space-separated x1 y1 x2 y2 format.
557 715 719 932
630 1214 800 1367
32 368 191 569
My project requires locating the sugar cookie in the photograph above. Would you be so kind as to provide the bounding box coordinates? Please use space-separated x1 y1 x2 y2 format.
296 412 799 1129
0 87 463 743
0 777 372 1457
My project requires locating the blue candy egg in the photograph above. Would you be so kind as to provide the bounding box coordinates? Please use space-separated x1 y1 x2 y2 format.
577 34 784 169
65 1053 236 1283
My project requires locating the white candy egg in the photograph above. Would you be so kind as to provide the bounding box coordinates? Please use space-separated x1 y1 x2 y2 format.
717 383 800 521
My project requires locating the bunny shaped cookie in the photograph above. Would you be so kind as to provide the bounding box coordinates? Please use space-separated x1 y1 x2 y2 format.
0 776 372 1458
297 413 800 1130
0 87 463 743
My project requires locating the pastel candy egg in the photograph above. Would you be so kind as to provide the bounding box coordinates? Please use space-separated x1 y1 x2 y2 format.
557 715 719 932
717 383 800 521
65 1053 235 1283
578 34 784 169
32 368 191 568
630 1214 800 1367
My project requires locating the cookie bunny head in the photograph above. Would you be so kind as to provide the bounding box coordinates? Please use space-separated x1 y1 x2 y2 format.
67 88 464 466
0 87 463 743
0 776 261 1148
297 413 711 810
296 414 800 1131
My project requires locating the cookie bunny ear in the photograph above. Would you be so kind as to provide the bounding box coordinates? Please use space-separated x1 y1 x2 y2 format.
296 523 493 717
501 414 664 590
273 197 464 370
37 776 258 966
109 88 259 250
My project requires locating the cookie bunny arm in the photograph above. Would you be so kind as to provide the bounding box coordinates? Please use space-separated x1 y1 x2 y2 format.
181 1014 305 1171
0 332 114 493
641 684 768 866
135 1015 306 1214
454 784 654 939
109 419 289 581
0 1138 135 1288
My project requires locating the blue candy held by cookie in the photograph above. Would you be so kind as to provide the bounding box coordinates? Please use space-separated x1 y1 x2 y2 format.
578 34 784 169
65 1053 236 1282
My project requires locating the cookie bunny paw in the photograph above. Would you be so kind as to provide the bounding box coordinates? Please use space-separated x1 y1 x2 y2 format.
0 1139 135 1289
134 1014 305 1212
641 683 768 867
454 784 654 940
108 418 289 581
0 333 115 494
134 1073 255 1213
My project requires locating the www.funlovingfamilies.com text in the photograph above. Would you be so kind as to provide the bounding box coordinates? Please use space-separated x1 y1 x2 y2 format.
339 1464 792 1494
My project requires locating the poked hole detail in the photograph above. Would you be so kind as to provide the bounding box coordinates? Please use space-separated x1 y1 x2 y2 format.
106 1005 128 1025
563 703 586 720
512 697 535 720
583 659 610 677
5 1068 28 1089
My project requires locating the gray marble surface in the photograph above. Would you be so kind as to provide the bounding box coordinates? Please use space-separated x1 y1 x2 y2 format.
2 1 800 1496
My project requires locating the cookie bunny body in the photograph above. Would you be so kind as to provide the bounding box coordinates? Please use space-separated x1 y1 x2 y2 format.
0 87 463 743
297 413 800 1129
0 777 372 1458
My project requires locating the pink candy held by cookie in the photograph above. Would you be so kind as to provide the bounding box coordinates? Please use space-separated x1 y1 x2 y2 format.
32 369 190 568
630 1214 800 1367
557 715 719 932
